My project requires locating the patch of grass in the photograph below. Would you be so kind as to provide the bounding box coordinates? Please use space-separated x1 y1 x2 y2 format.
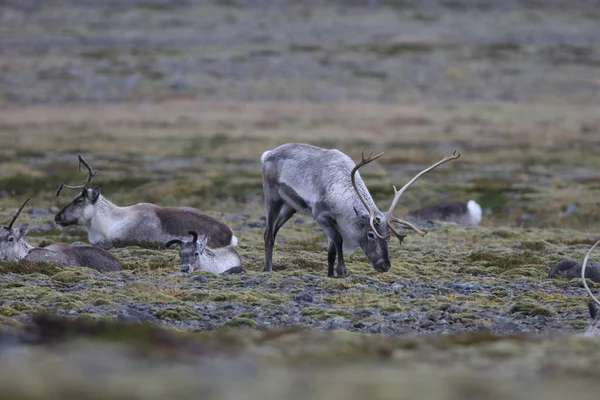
154 306 199 320
301 306 352 321
0 261 62 275
349 42 440 56
509 294 557 317
225 317 258 328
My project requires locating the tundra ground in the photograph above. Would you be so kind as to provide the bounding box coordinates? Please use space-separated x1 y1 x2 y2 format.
1 1 600 399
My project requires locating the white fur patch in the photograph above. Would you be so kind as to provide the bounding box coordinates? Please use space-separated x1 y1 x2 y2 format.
231 235 238 247
467 200 482 225
261 150 271 163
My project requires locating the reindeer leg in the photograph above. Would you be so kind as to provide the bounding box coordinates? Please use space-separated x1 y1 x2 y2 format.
273 204 297 237
315 213 346 277
264 199 283 273
327 239 336 277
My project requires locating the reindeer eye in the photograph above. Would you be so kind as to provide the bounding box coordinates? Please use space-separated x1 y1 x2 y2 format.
8 237 14 242
194 252 199 257
75 197 84 204
374 217 381 225
367 232 375 240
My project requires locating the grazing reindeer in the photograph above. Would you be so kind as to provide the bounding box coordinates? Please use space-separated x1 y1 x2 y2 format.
406 200 482 227
261 143 459 276
0 199 122 272
54 155 237 249
166 230 243 275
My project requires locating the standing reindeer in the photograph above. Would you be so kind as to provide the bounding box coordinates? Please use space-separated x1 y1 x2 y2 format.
166 230 243 275
54 155 238 249
261 143 459 276
0 199 123 272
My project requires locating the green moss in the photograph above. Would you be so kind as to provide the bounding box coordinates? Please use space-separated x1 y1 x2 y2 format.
0 261 62 276
301 306 351 321
520 240 550 251
178 290 211 302
225 317 259 328
52 269 88 284
509 295 557 317
154 306 199 320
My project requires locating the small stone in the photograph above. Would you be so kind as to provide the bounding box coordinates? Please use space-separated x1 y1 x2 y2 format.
193 275 209 283
294 292 314 303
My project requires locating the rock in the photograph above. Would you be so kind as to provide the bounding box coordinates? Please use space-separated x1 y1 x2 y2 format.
249 220 265 228
193 275 209 283
294 218 305 224
28 207 50 216
294 292 314 303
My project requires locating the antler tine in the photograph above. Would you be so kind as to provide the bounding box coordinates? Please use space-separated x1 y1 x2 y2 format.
387 151 460 217
6 198 30 229
350 149 386 239
389 216 427 237
388 224 407 245
56 154 98 196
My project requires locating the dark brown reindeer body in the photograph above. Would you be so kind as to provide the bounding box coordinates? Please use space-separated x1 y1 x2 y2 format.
0 199 122 272
54 155 237 249
261 143 459 276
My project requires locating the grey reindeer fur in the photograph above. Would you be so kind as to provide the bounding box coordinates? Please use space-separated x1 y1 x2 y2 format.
166 231 243 275
261 143 459 276
0 200 122 272
54 155 237 249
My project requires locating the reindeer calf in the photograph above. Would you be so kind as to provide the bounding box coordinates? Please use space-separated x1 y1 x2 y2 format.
166 230 243 275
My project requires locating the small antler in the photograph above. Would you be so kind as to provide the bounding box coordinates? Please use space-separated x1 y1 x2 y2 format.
56 154 98 196
165 239 184 248
387 151 460 237
351 150 387 239
188 230 199 242
6 198 30 229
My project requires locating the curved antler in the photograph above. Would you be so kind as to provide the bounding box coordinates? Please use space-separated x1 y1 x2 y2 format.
387 151 460 239
351 150 387 239
165 239 184 248
56 154 98 196
188 230 199 242
6 198 30 229
582 238 600 307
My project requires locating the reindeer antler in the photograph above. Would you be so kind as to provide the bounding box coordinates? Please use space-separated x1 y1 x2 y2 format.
351 150 387 239
56 154 98 196
188 231 199 242
387 151 460 239
582 238 600 307
165 239 184 248
5 198 30 229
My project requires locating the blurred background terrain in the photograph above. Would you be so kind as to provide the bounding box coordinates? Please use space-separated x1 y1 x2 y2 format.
1 1 600 399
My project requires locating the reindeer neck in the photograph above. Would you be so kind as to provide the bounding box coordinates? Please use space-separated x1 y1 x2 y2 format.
89 196 127 236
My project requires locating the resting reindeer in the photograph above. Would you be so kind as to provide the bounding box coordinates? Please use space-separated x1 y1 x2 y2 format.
54 155 237 249
261 143 459 276
0 199 123 272
406 200 482 227
166 230 244 275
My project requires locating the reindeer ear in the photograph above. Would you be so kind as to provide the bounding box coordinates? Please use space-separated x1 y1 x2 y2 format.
18 223 29 238
90 187 101 203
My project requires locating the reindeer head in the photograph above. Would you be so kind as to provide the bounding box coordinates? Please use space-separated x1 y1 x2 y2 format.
351 150 460 272
54 154 100 227
0 198 31 261
166 230 209 273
